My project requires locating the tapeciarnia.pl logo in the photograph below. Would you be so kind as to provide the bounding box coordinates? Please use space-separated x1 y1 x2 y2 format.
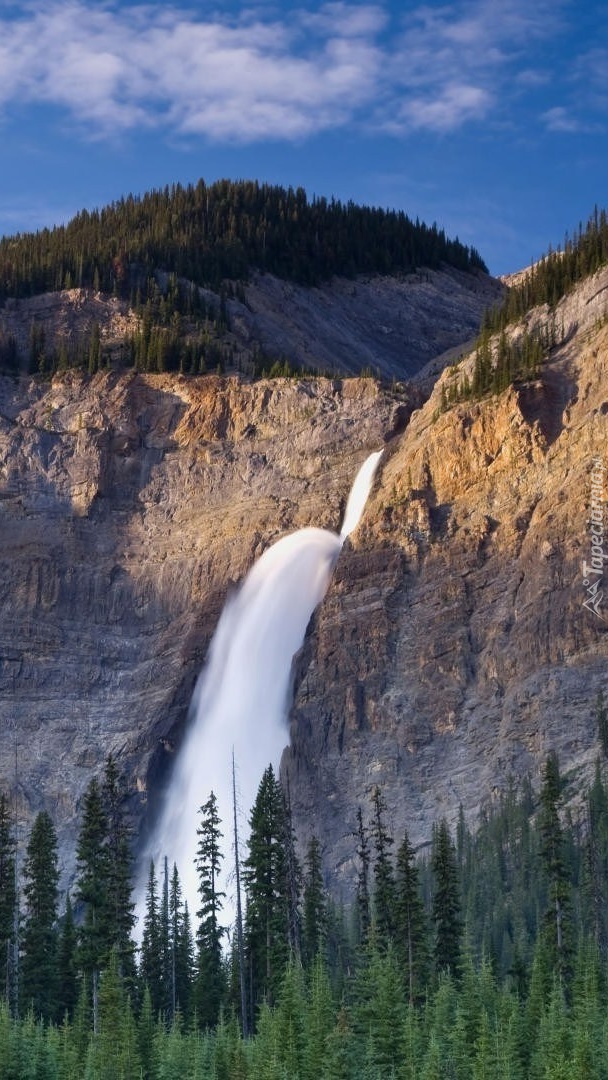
582 457 606 620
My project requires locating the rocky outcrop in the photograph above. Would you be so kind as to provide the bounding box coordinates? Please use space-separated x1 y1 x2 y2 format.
0 369 404 884
283 268 608 898
0 265 503 382
232 266 503 379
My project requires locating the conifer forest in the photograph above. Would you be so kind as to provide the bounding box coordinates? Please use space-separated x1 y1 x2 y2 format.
0 179 486 380
3 721 608 1078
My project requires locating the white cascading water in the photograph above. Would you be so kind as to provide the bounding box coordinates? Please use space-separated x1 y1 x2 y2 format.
139 449 383 930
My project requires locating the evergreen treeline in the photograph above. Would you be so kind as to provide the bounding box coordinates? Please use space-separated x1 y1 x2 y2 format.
439 320 560 411
435 204 608 413
0 179 487 302
0 184 490 384
3 748 608 1077
0 278 234 379
0 178 488 380
485 205 608 332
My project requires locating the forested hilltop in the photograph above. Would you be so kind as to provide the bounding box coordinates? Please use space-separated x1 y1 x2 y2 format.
0 178 486 300
0 179 493 380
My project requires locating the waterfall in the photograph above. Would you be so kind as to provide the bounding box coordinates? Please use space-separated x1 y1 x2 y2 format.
139 449 382 930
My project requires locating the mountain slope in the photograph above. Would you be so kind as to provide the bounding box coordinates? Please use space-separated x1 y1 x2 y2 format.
0 265 502 384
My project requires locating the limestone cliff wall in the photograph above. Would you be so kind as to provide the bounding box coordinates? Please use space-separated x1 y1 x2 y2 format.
0 267 605 901
283 269 608 897
0 370 402 882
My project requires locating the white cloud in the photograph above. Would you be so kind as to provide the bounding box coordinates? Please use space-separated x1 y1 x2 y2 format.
378 0 565 133
395 84 491 134
0 0 592 144
542 106 582 133
0 1 383 141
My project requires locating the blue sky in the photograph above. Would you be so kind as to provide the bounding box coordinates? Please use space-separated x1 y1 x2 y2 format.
0 0 606 276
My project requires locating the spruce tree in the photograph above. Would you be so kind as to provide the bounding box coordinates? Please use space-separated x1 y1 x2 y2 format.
370 786 396 946
169 863 192 1021
75 776 111 1030
85 949 142 1080
302 837 327 966
538 753 573 988
282 784 302 961
57 894 78 1022
0 794 16 1006
194 791 226 1028
101 755 136 991
431 819 462 979
159 856 173 1018
355 807 371 944
244 765 291 1016
583 761 608 956
140 860 163 1017
395 830 429 1004
20 811 59 1021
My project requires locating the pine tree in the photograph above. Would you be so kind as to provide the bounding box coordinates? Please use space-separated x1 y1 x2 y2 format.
57 895 78 1022
395 830 429 1004
583 761 608 956
323 1006 356 1080
140 860 163 1017
75 776 109 1031
431 819 462 979
538 753 573 988
302 837 327 966
169 863 192 1021
302 955 334 1080
244 765 291 1017
85 949 142 1080
274 960 307 1078
194 791 226 1028
352 944 406 1079
355 807 371 944
20 811 59 1021
159 856 173 1018
101 756 136 991
0 794 16 1006
282 783 302 962
370 786 396 946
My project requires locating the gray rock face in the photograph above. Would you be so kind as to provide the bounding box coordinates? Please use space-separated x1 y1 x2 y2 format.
233 267 503 379
0 370 402 885
0 266 605 906
282 269 608 898
0 267 503 383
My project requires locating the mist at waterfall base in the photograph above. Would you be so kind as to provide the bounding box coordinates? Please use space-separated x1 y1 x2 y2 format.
139 450 382 935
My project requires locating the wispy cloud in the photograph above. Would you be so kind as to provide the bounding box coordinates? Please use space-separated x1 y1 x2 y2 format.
540 46 608 135
542 106 584 134
0 0 594 144
380 0 565 134
0 1 383 141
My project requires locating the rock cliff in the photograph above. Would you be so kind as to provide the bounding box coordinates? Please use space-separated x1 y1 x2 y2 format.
0 265 502 382
0 267 605 902
283 267 608 896
0 369 404 883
